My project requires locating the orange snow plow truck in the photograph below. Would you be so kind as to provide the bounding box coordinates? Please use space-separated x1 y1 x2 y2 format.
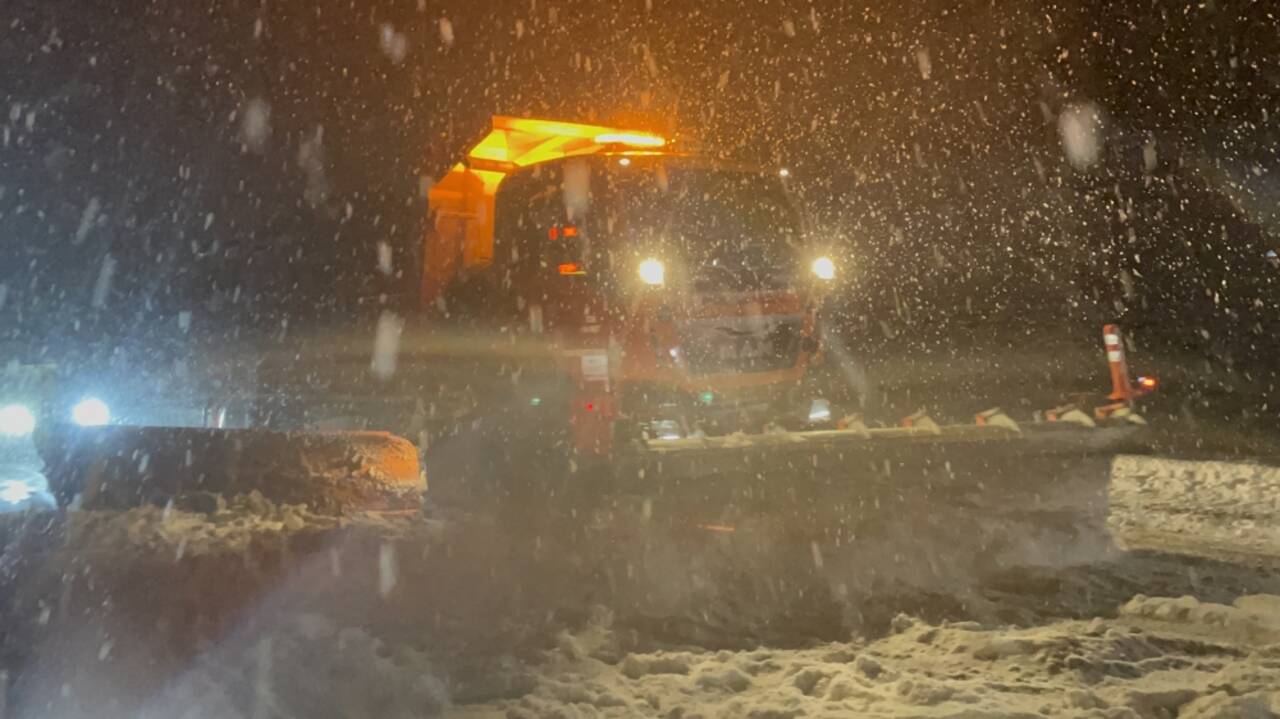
422 116 838 458
37 116 1155 517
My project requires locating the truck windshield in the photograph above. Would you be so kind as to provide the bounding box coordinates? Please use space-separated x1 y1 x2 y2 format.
604 160 801 290
494 157 802 292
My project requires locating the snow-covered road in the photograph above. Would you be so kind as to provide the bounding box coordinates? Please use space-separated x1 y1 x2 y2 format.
446 455 1280 717
451 592 1280 718
2 454 1280 718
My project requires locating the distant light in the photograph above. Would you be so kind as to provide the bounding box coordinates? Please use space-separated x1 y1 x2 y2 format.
638 258 665 286
558 262 585 276
811 256 836 281
779 168 790 178
584 402 595 412
618 157 632 166
530 396 542 407
71 397 110 427
699 390 715 405
808 398 832 422
0 480 31 504
0 404 36 438
1137 376 1159 391
651 419 682 441
594 132 665 148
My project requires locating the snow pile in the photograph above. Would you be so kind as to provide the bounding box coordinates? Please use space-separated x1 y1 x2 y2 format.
59 491 331 556
475 595 1280 718
43 491 437 558
140 613 449 719
0 498 451 719
1109 455 1280 558
1120 594 1280 643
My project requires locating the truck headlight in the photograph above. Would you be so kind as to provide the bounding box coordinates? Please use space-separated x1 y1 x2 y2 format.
638 258 665 286
811 256 836 281
71 397 110 427
0 405 36 438
0 480 32 504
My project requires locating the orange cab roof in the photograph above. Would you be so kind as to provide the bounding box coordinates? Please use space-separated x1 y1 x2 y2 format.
423 117 671 300
463 115 666 173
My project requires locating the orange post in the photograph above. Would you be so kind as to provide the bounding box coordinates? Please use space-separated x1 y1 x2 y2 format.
1102 324 1134 402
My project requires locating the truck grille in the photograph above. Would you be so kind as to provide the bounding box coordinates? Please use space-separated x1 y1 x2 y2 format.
691 263 790 292
678 315 803 374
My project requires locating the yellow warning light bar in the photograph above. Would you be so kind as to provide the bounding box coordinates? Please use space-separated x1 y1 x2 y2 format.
593 132 666 148
465 116 667 169
424 116 671 302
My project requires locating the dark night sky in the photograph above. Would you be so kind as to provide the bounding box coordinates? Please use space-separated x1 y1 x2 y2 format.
2 0 1278 368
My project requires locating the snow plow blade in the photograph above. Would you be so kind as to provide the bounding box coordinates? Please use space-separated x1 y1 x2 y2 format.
607 421 1153 532
638 421 1147 469
35 425 422 513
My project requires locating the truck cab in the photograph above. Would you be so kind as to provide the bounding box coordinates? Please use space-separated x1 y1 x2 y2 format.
427 118 838 451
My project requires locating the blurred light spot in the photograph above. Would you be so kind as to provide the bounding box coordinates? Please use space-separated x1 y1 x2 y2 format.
371 311 404 380
0 404 36 437
379 23 408 63
808 398 831 422
377 242 393 275
1059 101 1105 170
91 254 116 308
72 397 110 427
638 258 665 286
378 542 398 597
0 480 31 504
75 197 101 244
915 47 932 80
811 256 836 280
1142 140 1158 172
240 98 271 152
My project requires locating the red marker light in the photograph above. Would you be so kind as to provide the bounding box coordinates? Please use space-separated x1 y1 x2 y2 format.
558 262 585 275
563 225 578 238
548 227 560 240
584 402 595 411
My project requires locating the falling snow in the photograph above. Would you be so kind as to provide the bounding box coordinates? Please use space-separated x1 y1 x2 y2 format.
239 98 271 152
74 198 100 244
379 23 408 64
1 3 1279 717
915 47 932 80
370 310 403 379
1058 101 1106 170
90 254 116 308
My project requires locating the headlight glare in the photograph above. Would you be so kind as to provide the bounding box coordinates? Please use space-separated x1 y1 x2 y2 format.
638 258 665 286
71 397 111 427
0 404 36 438
811 256 836 281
